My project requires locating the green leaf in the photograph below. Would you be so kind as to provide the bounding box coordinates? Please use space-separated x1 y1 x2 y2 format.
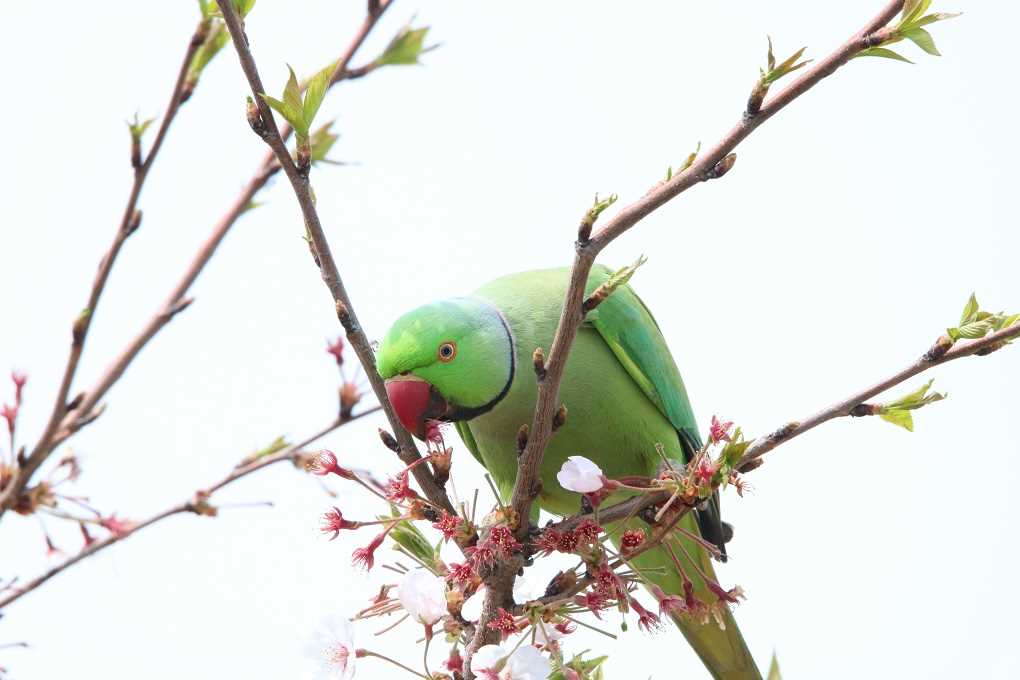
902 0 932 24
877 379 947 431
282 65 303 129
949 319 994 340
389 514 440 570
960 293 979 325
994 313 1020 331
903 27 940 56
302 61 336 134
885 379 947 410
767 652 783 680
678 141 701 174
607 255 648 290
251 436 288 460
309 120 339 164
378 25 434 66
719 427 753 468
188 24 229 83
856 47 914 63
766 46 809 85
913 12 962 28
590 192 618 219
260 66 310 138
879 408 914 431
760 39 810 86
550 652 609 680
127 114 155 141
260 94 300 132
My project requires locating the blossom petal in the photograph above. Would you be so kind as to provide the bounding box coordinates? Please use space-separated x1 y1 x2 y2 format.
507 645 552 680
470 644 507 674
556 455 605 493
398 568 447 625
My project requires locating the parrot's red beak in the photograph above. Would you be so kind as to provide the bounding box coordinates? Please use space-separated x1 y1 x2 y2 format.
385 376 433 439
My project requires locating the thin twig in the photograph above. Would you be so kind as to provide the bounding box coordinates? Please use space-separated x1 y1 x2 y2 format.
217 0 456 516
0 15 391 516
546 323 1020 549
511 0 909 550
736 323 1020 467
0 22 209 513
464 1 910 667
0 409 378 611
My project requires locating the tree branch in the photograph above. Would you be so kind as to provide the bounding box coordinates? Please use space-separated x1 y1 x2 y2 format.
0 22 209 513
464 0 910 668
510 0 906 549
736 322 1020 468
218 0 456 515
0 408 378 611
541 322 1020 549
1 12 392 517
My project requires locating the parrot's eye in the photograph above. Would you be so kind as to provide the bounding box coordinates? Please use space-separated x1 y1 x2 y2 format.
437 341 457 362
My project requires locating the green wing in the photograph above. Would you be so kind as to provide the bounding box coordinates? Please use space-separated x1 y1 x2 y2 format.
455 420 486 468
585 266 731 556
584 265 702 452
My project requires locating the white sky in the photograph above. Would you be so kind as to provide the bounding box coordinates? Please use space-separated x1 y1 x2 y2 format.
2 1 1018 678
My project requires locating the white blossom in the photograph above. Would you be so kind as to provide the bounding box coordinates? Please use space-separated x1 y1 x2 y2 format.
461 585 486 622
398 568 447 626
556 455 605 493
506 645 552 679
304 614 357 680
471 644 551 680
533 621 565 647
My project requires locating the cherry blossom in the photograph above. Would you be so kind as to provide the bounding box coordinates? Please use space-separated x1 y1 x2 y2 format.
556 456 605 493
709 415 734 443
461 585 486 621
470 644 551 680
305 614 356 680
398 568 447 628
326 337 345 366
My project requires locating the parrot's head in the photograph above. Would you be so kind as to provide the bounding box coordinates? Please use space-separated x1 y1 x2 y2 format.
376 298 514 439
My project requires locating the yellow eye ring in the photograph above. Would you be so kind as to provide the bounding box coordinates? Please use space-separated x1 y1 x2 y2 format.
437 341 457 362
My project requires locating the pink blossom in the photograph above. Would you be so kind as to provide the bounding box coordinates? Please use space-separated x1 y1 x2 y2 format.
100 514 134 537
11 371 26 402
309 450 355 480
319 507 358 540
709 415 734 444
487 607 520 641
431 510 464 543
326 337 345 366
351 531 386 571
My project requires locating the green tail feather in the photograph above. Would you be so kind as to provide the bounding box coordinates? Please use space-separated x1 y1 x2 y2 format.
616 515 761 680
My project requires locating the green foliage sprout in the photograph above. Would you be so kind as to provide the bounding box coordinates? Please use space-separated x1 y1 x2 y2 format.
260 61 337 144
857 0 960 63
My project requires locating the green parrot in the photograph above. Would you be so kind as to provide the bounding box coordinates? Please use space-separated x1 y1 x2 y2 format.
376 265 760 680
